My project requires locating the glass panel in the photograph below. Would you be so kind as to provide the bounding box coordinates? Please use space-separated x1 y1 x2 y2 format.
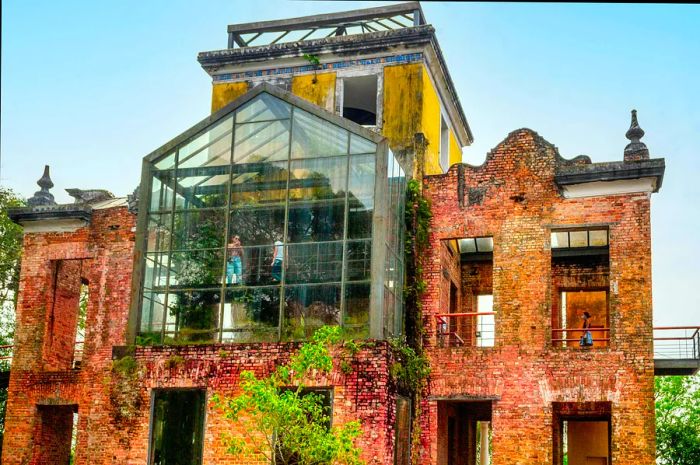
222 286 281 342
236 92 291 123
552 231 569 248
475 237 494 252
291 109 348 158
346 240 372 281
224 244 280 286
349 133 377 155
178 116 233 166
285 242 343 284
347 154 375 239
287 157 347 243
169 249 224 289
143 253 170 290
228 206 286 247
167 289 221 342
139 291 166 335
146 214 172 252
150 390 205 465
569 231 588 248
154 152 176 170
175 167 230 208
171 209 226 250
283 284 341 340
476 295 495 348
150 172 175 212
345 283 370 339
458 238 477 253
234 120 290 163
589 230 608 247
230 160 288 207
177 128 232 169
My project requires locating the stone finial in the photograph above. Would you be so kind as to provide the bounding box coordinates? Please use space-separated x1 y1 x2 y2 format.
127 184 140 214
624 109 649 162
26 165 57 206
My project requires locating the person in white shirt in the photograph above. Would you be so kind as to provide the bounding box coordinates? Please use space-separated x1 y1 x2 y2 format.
271 240 284 282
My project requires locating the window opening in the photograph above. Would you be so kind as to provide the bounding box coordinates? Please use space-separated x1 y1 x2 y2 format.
32 404 77 464
438 401 492 465
73 281 88 369
440 116 450 171
275 388 332 465
342 75 377 126
437 238 494 347
149 389 205 465
476 295 495 348
551 229 608 257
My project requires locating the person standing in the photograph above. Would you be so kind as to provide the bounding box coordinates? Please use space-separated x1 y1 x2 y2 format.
579 311 593 347
271 239 284 282
226 235 243 285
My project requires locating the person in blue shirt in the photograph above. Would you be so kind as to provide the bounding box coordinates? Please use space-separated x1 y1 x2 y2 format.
226 235 243 285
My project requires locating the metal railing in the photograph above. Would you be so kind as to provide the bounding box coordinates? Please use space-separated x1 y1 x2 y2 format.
552 327 610 348
653 326 700 360
435 312 496 347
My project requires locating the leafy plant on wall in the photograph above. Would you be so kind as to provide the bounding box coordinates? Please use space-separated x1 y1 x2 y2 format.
213 326 364 465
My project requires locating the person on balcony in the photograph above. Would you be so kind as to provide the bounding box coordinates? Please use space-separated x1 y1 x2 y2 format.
226 235 243 285
580 311 593 347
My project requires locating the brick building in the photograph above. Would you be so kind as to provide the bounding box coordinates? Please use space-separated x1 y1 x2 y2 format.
1 2 695 465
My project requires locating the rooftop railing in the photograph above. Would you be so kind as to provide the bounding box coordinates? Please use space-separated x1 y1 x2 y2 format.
226 2 425 49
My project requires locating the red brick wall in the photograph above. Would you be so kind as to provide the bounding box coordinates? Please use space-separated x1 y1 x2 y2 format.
420 129 655 465
2 204 400 465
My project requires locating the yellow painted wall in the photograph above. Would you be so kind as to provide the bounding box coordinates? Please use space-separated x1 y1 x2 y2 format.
449 131 462 166
211 81 250 113
382 63 423 154
291 73 336 113
420 66 443 175
382 63 458 175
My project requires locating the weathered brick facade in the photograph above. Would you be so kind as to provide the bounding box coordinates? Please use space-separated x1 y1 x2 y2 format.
2 202 402 465
419 128 659 465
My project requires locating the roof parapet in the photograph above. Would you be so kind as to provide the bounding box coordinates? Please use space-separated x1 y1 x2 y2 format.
225 2 424 49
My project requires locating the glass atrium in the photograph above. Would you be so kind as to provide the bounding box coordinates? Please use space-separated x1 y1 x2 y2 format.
137 87 406 343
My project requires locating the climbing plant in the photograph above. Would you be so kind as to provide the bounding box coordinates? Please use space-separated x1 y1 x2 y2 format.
401 178 432 464
213 326 364 465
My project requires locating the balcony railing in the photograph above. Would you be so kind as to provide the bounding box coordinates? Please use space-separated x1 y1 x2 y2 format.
653 326 699 360
435 312 496 347
552 327 610 348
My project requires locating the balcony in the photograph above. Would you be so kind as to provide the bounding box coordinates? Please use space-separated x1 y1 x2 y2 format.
653 326 700 375
435 312 496 348
434 315 700 376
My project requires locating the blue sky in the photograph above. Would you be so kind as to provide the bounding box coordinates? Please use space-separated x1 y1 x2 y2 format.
2 1 699 326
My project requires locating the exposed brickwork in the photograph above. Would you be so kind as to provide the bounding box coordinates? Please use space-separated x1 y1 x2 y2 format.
1 204 400 464
421 129 656 465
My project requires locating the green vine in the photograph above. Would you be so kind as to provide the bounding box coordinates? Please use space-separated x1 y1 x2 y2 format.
109 355 143 423
402 178 432 464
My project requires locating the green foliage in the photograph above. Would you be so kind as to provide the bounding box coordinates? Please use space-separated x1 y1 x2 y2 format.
0 188 24 453
403 179 431 348
213 326 364 465
303 54 321 67
109 356 142 422
388 338 430 394
401 179 432 465
655 374 700 465
165 355 185 369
